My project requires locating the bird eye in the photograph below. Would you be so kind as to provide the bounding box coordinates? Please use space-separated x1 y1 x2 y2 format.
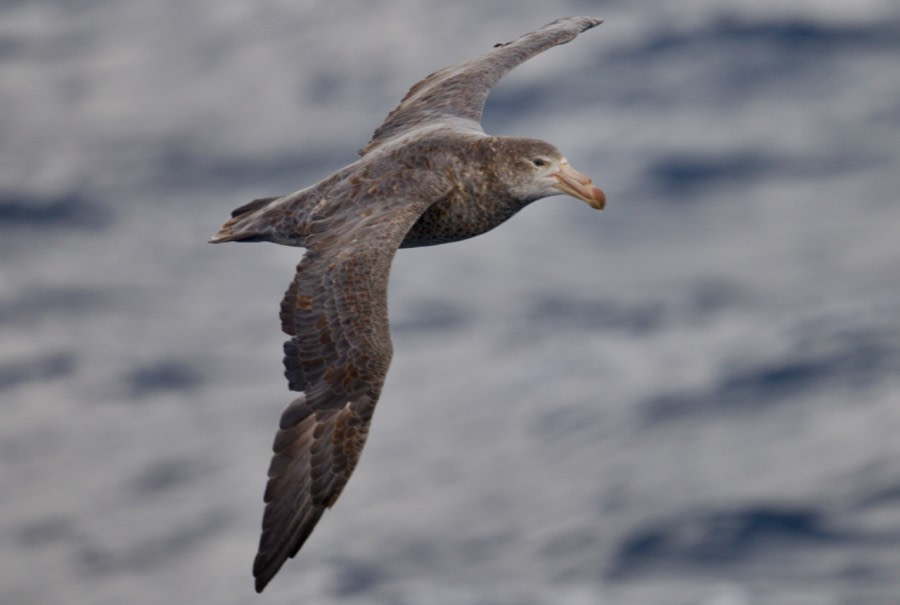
532 159 546 167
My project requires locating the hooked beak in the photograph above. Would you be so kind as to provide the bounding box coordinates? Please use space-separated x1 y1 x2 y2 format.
553 162 606 210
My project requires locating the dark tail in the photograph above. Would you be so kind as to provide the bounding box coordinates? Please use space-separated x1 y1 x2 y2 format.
229 196 281 218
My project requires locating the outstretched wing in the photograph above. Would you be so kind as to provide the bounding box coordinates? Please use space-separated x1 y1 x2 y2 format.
253 195 434 592
359 16 602 156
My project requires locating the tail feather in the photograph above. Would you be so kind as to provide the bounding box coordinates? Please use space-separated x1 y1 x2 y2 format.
208 196 283 244
230 196 281 218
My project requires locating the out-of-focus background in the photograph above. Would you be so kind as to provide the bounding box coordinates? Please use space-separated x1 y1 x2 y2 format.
3 1 900 604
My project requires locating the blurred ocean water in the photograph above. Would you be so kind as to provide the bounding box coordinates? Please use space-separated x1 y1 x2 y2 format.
2 2 900 604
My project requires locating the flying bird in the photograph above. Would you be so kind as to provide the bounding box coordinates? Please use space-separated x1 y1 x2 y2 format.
210 16 605 592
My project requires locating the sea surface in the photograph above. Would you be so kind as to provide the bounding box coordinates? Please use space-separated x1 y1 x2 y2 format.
3 1 900 604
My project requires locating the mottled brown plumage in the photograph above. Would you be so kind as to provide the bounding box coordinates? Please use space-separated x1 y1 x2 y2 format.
209 16 605 592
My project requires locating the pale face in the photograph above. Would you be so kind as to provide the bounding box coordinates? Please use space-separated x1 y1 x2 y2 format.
514 150 606 210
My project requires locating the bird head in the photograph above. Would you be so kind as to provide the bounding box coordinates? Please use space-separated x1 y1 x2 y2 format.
498 138 605 210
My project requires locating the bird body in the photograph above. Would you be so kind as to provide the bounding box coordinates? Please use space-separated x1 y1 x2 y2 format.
213 133 598 249
210 16 605 592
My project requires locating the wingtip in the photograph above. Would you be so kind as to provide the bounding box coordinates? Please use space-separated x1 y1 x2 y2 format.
253 552 276 593
539 16 603 37
553 16 603 27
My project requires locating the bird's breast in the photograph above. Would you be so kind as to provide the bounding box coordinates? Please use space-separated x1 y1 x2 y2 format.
399 190 524 249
